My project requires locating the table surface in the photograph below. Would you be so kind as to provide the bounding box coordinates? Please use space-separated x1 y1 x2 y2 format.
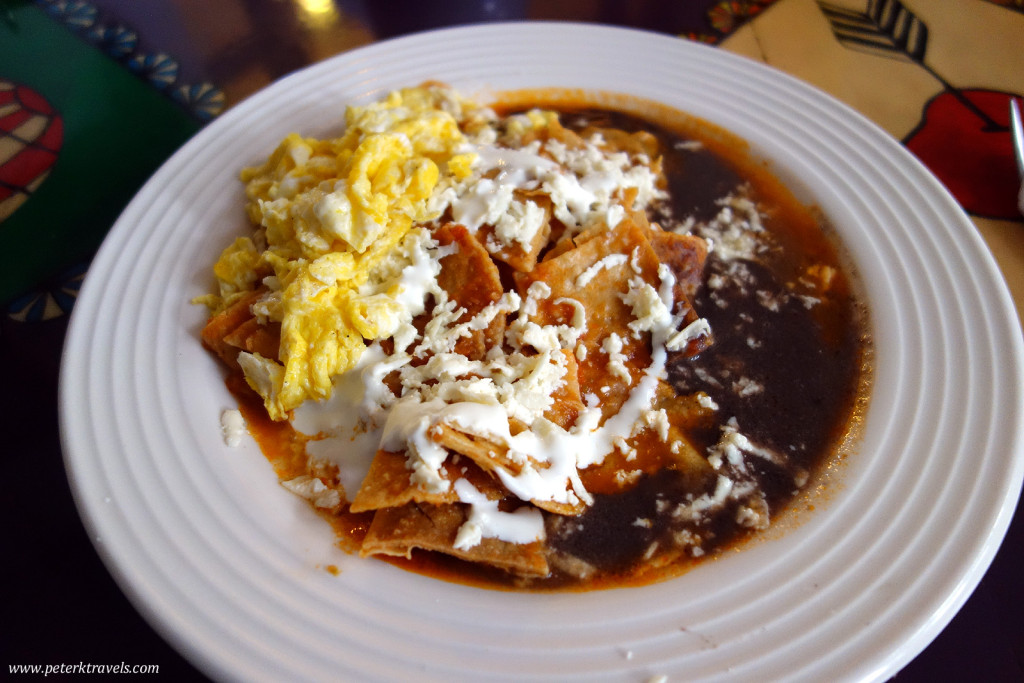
3 0 1022 680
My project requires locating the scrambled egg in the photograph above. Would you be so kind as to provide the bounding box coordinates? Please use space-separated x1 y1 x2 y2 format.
208 85 478 419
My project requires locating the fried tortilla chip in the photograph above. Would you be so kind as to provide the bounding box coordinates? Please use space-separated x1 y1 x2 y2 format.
430 425 525 475
200 289 265 369
475 193 554 273
545 347 585 429
579 383 715 496
352 448 512 511
350 449 504 513
646 228 708 307
647 228 712 356
519 218 661 419
435 222 505 359
428 422 586 516
350 450 444 513
222 316 281 361
599 127 661 164
361 502 550 578
412 347 586 516
581 411 716 497
542 215 614 262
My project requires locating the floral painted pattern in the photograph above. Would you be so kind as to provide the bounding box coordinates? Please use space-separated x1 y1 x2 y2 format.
34 0 225 121
7 261 85 322
683 0 778 45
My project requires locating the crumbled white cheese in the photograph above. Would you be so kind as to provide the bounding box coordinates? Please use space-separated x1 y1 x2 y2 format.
757 289 782 312
733 376 764 397
639 408 670 441
281 475 342 509
799 295 821 309
696 393 719 411
692 190 766 261
613 436 638 460
601 332 631 382
674 139 704 152
735 503 768 528
666 317 711 352
220 409 246 447
614 469 643 486
667 421 780 529
621 276 672 338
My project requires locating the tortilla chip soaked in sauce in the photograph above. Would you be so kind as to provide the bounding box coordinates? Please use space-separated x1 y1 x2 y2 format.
361 503 549 578
200 289 270 370
477 193 554 273
647 230 709 312
519 218 668 418
429 422 587 517
434 222 505 359
351 449 505 512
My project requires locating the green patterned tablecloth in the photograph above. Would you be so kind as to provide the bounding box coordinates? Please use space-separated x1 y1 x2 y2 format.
1 0 200 310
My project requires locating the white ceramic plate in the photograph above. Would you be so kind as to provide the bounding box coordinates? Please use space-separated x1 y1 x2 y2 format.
60 23 1024 682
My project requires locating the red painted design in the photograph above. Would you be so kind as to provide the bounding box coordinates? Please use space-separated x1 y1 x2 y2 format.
903 89 1021 220
0 108 34 132
0 80 63 222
